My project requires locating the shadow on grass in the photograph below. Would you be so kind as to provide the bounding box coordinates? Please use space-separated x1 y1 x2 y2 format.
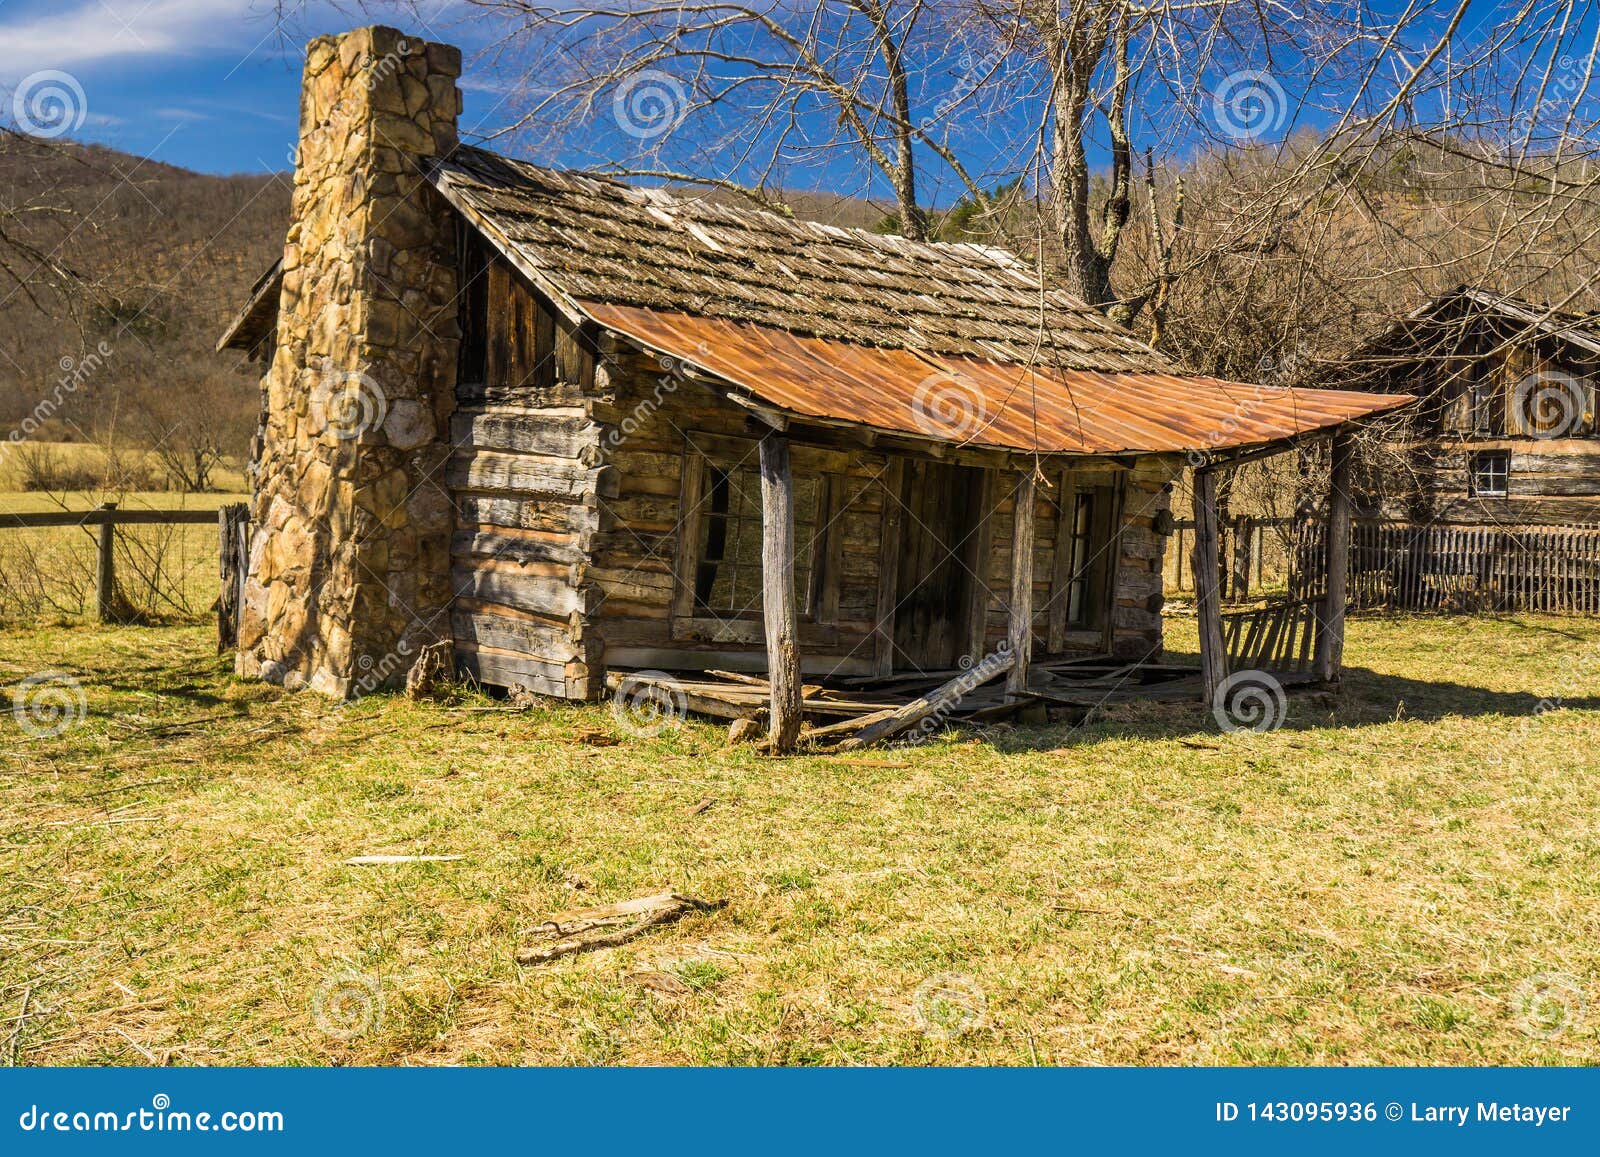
977 661 1600 754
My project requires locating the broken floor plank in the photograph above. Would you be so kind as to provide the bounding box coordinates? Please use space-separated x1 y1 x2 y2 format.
835 651 1016 751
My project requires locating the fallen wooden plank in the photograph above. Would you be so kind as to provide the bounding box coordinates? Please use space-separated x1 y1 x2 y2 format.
800 706 897 745
516 891 726 965
836 651 1016 751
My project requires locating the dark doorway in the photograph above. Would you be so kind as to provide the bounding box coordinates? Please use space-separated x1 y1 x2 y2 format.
893 460 984 671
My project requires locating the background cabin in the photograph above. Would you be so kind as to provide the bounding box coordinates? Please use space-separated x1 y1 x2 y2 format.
1314 287 1600 525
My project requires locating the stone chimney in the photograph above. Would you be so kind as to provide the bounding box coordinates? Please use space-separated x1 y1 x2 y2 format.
237 26 462 697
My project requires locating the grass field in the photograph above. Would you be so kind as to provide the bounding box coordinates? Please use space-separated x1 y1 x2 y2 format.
2 614 1598 1065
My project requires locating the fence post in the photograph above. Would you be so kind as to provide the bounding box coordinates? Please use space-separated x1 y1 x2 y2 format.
1232 516 1254 601
218 503 250 653
96 502 117 623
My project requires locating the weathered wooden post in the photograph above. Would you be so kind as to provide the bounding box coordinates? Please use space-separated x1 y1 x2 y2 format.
1192 469 1226 701
872 459 906 677
96 502 117 624
1005 469 1037 698
217 503 250 652
1232 515 1254 600
759 429 802 752
1314 432 1353 682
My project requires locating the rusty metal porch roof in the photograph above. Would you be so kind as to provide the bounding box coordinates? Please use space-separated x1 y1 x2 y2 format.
580 302 1416 456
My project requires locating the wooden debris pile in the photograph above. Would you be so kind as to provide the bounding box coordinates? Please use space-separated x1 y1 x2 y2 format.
605 654 1208 750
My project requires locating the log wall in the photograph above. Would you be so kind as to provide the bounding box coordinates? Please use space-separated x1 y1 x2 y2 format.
447 250 1176 695
449 248 604 697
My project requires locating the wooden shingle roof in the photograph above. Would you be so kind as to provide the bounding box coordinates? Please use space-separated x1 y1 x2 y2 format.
428 147 1171 372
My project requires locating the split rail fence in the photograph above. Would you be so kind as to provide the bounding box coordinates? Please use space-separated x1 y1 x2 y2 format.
0 502 249 642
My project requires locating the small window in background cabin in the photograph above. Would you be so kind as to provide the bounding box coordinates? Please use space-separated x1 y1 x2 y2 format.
1468 450 1510 498
1063 490 1095 627
1468 363 1498 435
692 462 821 617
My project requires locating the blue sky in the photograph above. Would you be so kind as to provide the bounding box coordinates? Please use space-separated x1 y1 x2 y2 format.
0 0 1592 200
0 0 507 174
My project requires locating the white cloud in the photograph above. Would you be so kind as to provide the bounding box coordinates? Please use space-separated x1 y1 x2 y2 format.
0 0 260 79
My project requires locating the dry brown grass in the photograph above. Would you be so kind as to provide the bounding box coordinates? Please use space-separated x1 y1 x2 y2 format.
2 614 1598 1065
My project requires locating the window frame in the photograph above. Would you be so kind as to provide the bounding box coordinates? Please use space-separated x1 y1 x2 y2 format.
669 438 843 642
1468 449 1510 498
1044 471 1124 653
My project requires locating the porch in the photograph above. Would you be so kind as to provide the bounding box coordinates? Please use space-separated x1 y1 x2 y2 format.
608 427 1360 751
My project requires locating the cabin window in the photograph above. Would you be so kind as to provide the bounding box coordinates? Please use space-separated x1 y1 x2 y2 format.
1061 490 1096 627
1468 450 1510 498
691 461 823 618
1468 365 1499 435
1042 476 1120 649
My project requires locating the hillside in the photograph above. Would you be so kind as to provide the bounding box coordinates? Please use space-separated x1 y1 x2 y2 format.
0 138 899 488
0 136 289 486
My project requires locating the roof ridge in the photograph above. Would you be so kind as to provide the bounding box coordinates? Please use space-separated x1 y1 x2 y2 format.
451 143 1037 274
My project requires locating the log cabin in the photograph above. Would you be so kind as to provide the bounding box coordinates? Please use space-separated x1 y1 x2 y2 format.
1313 286 1600 524
216 26 1413 748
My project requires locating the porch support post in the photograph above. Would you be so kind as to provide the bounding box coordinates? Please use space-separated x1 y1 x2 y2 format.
1005 469 1037 698
1193 466 1227 702
1314 431 1353 682
759 429 803 752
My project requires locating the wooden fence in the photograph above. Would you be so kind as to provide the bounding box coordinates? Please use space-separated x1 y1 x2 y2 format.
1169 516 1600 614
1167 517 1299 599
0 502 248 640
